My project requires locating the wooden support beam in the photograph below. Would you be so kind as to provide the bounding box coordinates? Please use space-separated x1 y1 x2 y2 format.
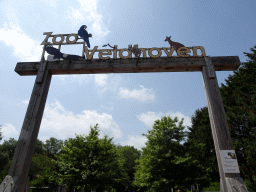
14 56 240 76
0 61 52 192
1 55 246 191
202 57 248 192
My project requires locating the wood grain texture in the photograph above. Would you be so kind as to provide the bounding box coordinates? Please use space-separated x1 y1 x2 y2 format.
205 56 216 79
0 176 14 191
202 61 247 191
15 56 241 76
36 61 47 83
0 61 52 192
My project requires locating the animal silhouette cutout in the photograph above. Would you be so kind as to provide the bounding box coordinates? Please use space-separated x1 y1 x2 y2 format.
102 44 141 58
165 36 186 55
102 43 116 50
45 45 84 61
78 25 92 48
128 45 141 58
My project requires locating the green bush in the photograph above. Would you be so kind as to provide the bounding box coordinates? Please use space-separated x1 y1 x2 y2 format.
202 181 220 191
244 178 256 191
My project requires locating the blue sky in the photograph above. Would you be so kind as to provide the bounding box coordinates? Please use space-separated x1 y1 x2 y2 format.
0 0 256 150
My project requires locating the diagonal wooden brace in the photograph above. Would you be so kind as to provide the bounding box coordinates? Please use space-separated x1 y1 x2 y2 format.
0 61 52 192
202 57 248 192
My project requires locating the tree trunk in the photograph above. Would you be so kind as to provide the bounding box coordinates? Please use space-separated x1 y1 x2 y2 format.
84 182 88 192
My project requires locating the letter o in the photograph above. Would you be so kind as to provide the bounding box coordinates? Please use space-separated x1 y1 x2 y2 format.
66 34 78 44
148 48 162 58
52 35 64 44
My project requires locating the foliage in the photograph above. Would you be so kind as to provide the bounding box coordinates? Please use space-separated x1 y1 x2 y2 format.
0 137 18 180
29 153 55 184
244 177 256 191
34 139 46 155
0 138 17 159
116 145 142 191
0 125 2 141
55 124 129 191
184 107 219 188
219 45 256 189
202 181 220 191
43 137 63 159
0 159 11 181
133 116 190 192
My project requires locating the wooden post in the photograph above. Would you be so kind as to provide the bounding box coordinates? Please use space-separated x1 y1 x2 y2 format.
0 61 52 192
0 54 244 191
202 56 248 191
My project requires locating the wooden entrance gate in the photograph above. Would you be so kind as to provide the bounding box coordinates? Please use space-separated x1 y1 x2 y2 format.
0 41 248 191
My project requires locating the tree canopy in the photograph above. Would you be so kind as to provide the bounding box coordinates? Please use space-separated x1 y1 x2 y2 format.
55 124 129 191
0 125 2 142
133 116 191 192
116 145 142 191
219 45 256 189
43 137 63 159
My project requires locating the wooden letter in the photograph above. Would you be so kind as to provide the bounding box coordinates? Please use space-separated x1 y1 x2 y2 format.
163 47 175 57
119 45 132 59
52 35 65 45
148 48 162 58
66 34 78 44
139 48 147 58
99 49 111 60
41 32 53 45
113 45 117 59
192 46 206 57
177 47 191 57
84 46 98 60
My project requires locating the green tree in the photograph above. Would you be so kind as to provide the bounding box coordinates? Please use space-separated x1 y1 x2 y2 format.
29 153 56 186
0 125 2 142
0 138 17 159
219 45 256 188
133 116 189 192
43 137 63 159
34 139 46 155
202 181 220 191
55 124 129 191
183 107 219 188
0 138 18 181
116 145 142 192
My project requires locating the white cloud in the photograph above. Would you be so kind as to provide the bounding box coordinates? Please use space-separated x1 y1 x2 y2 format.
0 24 42 62
39 100 122 142
118 85 155 102
100 105 114 110
0 124 19 143
137 111 163 127
55 74 94 84
120 135 147 151
94 74 121 93
65 0 110 40
137 111 192 131
22 100 29 105
41 0 57 7
94 74 108 86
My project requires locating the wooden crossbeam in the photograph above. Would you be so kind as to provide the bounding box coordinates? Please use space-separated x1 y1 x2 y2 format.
1 55 247 192
15 56 240 76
